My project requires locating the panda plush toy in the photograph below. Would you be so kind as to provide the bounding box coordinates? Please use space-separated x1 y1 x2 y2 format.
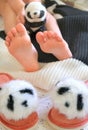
24 2 47 34
0 73 39 130
48 78 88 130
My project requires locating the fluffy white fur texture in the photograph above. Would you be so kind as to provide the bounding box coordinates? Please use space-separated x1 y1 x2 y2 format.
0 80 38 121
50 78 88 119
25 2 46 23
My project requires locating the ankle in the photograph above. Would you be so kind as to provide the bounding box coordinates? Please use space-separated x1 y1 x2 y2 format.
25 63 40 72
54 49 72 60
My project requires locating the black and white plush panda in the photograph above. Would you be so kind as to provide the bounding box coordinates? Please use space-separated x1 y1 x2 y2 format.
24 2 47 34
0 79 38 121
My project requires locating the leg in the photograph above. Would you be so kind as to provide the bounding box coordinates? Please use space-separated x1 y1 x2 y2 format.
5 23 39 72
0 1 16 34
36 31 72 60
8 0 25 24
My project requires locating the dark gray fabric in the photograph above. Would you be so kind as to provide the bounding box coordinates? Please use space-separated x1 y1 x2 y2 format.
58 15 88 65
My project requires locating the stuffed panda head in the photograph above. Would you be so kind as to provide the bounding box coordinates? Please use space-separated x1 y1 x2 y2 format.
24 2 47 33
0 79 38 121
50 78 88 119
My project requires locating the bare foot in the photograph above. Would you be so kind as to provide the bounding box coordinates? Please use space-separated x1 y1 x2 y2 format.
5 23 39 72
36 31 72 60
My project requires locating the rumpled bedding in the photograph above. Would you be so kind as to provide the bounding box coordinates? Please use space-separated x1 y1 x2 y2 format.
0 0 88 130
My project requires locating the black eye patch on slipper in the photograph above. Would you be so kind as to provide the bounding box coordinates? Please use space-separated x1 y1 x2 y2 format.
77 94 83 111
19 88 34 95
57 87 70 95
7 94 14 111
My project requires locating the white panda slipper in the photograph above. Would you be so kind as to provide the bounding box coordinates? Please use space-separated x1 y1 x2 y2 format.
47 78 88 130
0 73 39 130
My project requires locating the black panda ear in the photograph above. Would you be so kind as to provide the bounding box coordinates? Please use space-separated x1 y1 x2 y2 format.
57 87 70 95
25 3 29 9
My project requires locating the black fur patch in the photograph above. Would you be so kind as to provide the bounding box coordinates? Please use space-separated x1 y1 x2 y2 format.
65 102 70 107
25 3 28 9
39 10 45 18
0 88 2 90
77 94 83 111
25 19 46 28
7 95 14 111
44 0 57 8
57 87 70 95
22 100 28 107
27 12 32 19
20 88 34 95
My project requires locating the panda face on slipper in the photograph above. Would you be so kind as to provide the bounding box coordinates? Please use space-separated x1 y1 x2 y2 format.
25 2 46 30
0 80 38 121
50 78 88 119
